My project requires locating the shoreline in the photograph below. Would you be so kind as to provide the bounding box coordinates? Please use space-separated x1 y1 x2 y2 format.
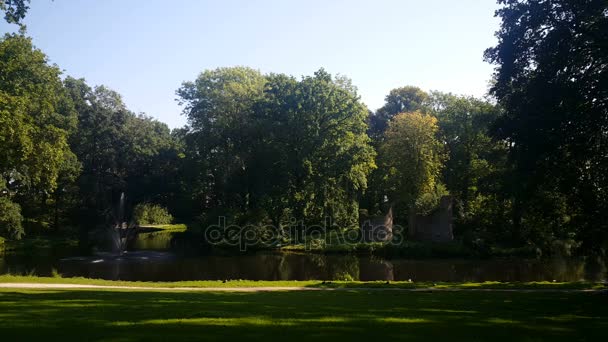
0 275 605 291
1 282 607 292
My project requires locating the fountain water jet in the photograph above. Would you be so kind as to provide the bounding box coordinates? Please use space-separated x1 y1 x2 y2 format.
106 192 137 255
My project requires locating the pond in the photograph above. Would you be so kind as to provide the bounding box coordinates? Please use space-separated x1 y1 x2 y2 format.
1 230 606 282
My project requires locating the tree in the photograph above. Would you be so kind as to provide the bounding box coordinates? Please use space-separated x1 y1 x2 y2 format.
0 34 76 238
430 92 502 218
177 67 266 213
177 68 375 229
253 70 376 227
380 111 446 219
369 86 429 140
0 196 23 239
0 0 29 25
485 0 608 250
65 77 180 228
363 86 431 215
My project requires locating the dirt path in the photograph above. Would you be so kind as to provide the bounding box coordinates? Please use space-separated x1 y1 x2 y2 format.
0 283 605 292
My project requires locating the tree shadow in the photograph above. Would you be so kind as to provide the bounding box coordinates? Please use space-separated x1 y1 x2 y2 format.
0 290 605 341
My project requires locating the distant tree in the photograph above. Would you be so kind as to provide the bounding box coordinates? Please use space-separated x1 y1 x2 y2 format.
380 111 446 219
363 86 431 215
177 68 375 228
430 92 502 218
177 67 266 213
369 86 430 140
0 196 23 239
253 70 376 227
64 77 180 228
485 0 608 250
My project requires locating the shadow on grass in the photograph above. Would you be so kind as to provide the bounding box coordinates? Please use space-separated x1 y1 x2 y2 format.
0 289 606 341
303 280 607 290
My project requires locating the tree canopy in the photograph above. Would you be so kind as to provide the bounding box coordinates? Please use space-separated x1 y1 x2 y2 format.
485 0 608 250
0 1 606 256
177 68 375 228
0 34 76 237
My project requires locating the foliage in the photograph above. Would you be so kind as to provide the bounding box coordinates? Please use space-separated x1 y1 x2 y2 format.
0 197 23 239
380 111 447 217
415 183 449 216
0 0 29 25
64 77 181 227
430 93 503 218
485 0 608 251
133 203 173 225
0 1 606 256
0 34 77 236
178 68 375 229
368 85 430 140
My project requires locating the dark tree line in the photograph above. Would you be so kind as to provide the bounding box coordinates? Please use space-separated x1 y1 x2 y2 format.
1 0 606 255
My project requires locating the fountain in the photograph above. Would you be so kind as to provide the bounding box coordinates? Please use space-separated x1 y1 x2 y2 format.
59 192 175 279
107 192 137 255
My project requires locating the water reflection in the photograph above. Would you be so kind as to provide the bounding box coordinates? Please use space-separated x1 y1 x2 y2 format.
0 251 605 282
1 230 605 282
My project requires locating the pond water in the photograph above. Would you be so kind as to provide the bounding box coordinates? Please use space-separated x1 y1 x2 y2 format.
1 231 606 282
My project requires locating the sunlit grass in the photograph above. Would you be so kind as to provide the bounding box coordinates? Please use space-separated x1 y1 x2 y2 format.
0 275 605 290
0 288 605 341
137 223 188 231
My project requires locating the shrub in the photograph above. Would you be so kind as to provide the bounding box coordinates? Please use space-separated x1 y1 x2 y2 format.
133 203 173 225
415 183 449 215
0 197 24 240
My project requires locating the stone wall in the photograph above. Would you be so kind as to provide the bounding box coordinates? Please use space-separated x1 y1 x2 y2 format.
408 196 454 242
360 207 393 242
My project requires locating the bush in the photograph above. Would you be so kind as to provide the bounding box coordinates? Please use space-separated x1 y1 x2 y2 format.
133 203 173 225
0 197 24 240
415 183 449 215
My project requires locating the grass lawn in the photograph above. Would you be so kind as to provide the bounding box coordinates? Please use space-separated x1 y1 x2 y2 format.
138 224 189 232
0 287 606 341
1 274 606 290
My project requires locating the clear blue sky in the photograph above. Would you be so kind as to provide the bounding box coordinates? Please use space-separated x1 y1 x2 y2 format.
1 0 501 129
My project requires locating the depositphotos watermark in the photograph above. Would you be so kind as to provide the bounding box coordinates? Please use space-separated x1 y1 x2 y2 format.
203 217 404 251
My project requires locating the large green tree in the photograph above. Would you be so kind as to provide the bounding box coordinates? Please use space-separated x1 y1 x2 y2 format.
253 70 376 228
368 86 429 141
485 0 608 250
177 67 266 214
380 111 447 219
363 86 431 216
177 68 375 228
430 93 503 218
0 34 77 238
64 77 180 228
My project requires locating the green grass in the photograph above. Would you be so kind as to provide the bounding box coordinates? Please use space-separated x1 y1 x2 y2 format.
0 275 605 290
0 287 605 341
3 236 78 254
281 239 540 258
138 223 188 231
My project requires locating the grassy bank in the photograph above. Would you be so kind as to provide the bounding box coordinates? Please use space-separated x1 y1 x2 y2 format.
0 287 606 341
138 223 188 232
0 275 605 290
3 236 78 254
279 239 539 258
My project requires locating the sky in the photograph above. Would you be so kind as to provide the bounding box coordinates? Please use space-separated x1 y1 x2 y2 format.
1 0 501 129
